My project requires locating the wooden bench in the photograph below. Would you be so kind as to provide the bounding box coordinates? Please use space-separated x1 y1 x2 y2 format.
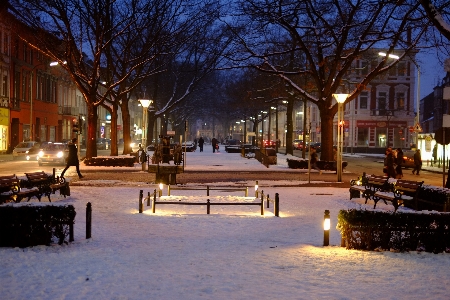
0 175 40 203
23 171 69 202
372 179 423 212
349 174 390 204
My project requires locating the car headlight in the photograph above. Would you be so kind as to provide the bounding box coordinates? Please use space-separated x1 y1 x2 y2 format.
38 151 44 157
57 151 64 158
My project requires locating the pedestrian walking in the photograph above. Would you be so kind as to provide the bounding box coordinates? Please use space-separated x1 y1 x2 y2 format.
310 147 322 175
198 137 204 152
395 148 404 178
412 149 422 175
212 137 218 153
383 147 396 178
61 138 83 179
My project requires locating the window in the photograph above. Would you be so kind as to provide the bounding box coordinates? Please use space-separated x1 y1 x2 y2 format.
3 31 9 55
377 92 388 115
1 69 7 97
398 62 406 76
396 93 405 110
359 91 368 109
361 61 368 75
14 71 20 100
378 92 387 110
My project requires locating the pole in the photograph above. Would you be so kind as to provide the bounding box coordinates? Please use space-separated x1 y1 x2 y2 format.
275 102 279 152
30 70 33 141
337 102 343 182
416 65 420 148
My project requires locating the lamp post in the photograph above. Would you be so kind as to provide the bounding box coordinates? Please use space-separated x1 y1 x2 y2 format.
139 99 153 147
333 93 349 182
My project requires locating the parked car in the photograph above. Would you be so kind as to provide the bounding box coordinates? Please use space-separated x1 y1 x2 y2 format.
96 138 111 150
401 150 416 168
130 139 142 152
292 139 308 150
182 141 196 152
310 142 321 152
263 140 276 147
12 141 39 160
37 142 69 166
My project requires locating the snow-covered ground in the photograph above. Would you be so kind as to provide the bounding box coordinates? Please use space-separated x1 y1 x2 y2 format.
1 147 450 300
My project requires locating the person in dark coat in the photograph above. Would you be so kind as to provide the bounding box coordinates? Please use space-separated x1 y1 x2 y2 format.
310 147 322 175
412 149 422 175
395 148 404 178
61 138 83 179
211 137 218 153
384 147 396 178
198 137 204 152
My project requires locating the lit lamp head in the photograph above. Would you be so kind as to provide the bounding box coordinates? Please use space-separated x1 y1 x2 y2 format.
159 183 163 191
255 180 259 191
323 209 331 246
324 210 331 230
332 93 349 104
139 99 153 109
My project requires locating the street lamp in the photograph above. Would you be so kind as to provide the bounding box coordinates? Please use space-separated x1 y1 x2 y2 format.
333 93 349 182
139 99 153 148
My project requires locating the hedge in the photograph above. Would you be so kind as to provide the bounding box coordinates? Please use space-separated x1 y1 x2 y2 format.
337 209 450 253
84 156 136 167
0 204 76 247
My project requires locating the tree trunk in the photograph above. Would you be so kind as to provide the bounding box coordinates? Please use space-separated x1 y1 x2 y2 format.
319 109 335 161
86 101 98 159
285 98 294 155
120 99 132 154
147 111 156 146
110 102 118 156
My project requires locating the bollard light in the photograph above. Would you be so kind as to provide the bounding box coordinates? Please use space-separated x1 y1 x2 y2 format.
159 183 163 197
323 210 330 246
255 180 259 197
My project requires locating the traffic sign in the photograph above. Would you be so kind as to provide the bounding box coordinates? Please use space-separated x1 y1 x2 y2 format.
414 123 422 133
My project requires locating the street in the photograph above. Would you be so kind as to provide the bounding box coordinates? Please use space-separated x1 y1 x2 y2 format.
0 148 447 187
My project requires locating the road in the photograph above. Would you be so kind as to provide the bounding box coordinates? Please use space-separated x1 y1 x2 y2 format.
0 149 447 187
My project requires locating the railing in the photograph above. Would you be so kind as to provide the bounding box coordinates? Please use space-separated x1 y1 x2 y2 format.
138 184 280 216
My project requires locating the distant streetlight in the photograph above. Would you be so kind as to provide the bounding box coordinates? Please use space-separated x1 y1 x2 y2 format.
139 99 153 148
333 93 348 182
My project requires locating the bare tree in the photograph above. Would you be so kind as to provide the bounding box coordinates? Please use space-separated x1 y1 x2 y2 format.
230 0 429 160
420 0 450 42
8 0 229 158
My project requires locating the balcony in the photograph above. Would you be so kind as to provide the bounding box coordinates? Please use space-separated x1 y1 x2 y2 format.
59 106 79 116
370 109 395 116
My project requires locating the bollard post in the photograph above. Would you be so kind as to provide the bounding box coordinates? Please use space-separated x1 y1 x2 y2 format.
255 181 259 197
260 197 264 215
245 187 248 197
274 193 279 217
139 190 143 213
207 185 210 196
152 193 156 213
86 202 92 239
207 199 210 214
267 194 270 208
147 191 151 206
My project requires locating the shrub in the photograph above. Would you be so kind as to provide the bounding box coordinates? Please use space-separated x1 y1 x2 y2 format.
0 204 76 247
337 209 450 253
84 156 136 167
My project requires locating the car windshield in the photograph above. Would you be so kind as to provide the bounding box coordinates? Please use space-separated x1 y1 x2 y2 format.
42 144 66 151
16 142 33 148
